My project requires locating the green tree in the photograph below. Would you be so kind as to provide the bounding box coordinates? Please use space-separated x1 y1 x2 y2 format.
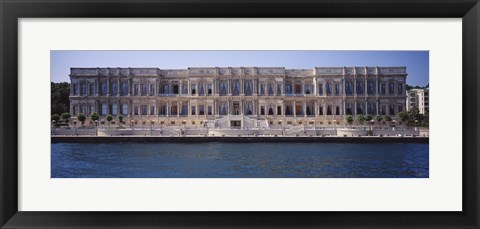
51 114 60 125
61 112 71 123
77 113 86 127
365 115 373 122
345 115 354 127
375 115 383 127
90 112 100 122
117 114 124 126
106 114 113 128
384 115 392 125
356 114 366 125
398 111 409 122
51 82 70 115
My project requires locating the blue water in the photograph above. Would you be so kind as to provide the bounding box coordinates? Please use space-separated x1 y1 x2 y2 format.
51 143 429 178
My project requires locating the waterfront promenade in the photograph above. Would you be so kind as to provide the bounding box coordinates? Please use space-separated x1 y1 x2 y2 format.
51 125 428 143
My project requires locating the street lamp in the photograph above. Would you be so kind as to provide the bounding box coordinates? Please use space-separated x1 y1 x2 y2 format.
131 120 135 135
73 120 77 135
333 119 337 136
51 120 56 135
150 120 155 136
95 120 99 136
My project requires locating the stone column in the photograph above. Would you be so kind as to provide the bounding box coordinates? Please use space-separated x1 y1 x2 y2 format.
354 99 357 116
293 101 296 117
106 78 110 96
303 101 307 117
166 101 169 117
177 101 180 117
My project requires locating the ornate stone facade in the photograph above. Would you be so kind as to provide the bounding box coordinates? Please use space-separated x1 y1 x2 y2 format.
69 66 407 127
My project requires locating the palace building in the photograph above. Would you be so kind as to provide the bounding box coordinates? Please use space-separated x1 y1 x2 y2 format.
69 66 407 128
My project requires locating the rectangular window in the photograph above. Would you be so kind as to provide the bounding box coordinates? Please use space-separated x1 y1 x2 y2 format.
208 106 212 115
244 80 252 96
150 84 155 96
89 105 94 115
199 105 205 115
81 105 86 114
345 80 353 95
318 83 323 95
346 104 352 115
159 105 166 116
367 81 375 95
112 104 118 115
380 105 386 115
326 84 332 95
150 106 155 115
101 104 108 115
319 106 324 115
101 82 107 95
397 84 403 95
335 84 340 96
199 84 205 95
260 84 265 95
81 83 87 95
182 84 188 94
335 106 340 115
112 82 118 95
73 83 78 95
134 84 139 95
260 106 265 115
356 82 363 95
122 82 129 95
89 84 95 95
134 106 139 115
268 83 274 95
191 84 196 95
380 83 386 95
398 105 403 113
208 84 212 95
141 84 147 96
191 106 196 115
277 84 282 95
388 83 395 95
122 104 128 115
141 105 147 115
72 105 77 115
389 105 395 115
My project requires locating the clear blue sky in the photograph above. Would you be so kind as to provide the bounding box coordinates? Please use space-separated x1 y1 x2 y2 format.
51 51 429 86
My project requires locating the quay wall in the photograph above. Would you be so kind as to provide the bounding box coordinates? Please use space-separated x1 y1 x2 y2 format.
51 136 428 144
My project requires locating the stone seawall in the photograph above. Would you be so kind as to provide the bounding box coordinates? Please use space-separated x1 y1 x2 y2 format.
51 136 428 144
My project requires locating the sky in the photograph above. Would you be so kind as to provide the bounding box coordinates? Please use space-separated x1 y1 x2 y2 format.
51 51 429 86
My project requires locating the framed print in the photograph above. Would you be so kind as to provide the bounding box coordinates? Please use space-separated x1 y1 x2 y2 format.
1 0 479 228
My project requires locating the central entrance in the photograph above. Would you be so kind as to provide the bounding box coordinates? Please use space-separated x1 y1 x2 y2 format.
230 120 241 129
233 102 240 115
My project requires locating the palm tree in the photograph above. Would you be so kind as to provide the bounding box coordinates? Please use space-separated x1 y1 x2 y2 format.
77 113 86 127
106 114 113 128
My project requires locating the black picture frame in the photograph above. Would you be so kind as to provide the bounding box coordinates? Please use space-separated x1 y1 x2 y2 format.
1 0 479 228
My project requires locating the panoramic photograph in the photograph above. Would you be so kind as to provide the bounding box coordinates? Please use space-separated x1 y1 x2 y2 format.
51 50 429 178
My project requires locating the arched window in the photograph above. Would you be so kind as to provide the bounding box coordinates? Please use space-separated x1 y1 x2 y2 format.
220 81 227 95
